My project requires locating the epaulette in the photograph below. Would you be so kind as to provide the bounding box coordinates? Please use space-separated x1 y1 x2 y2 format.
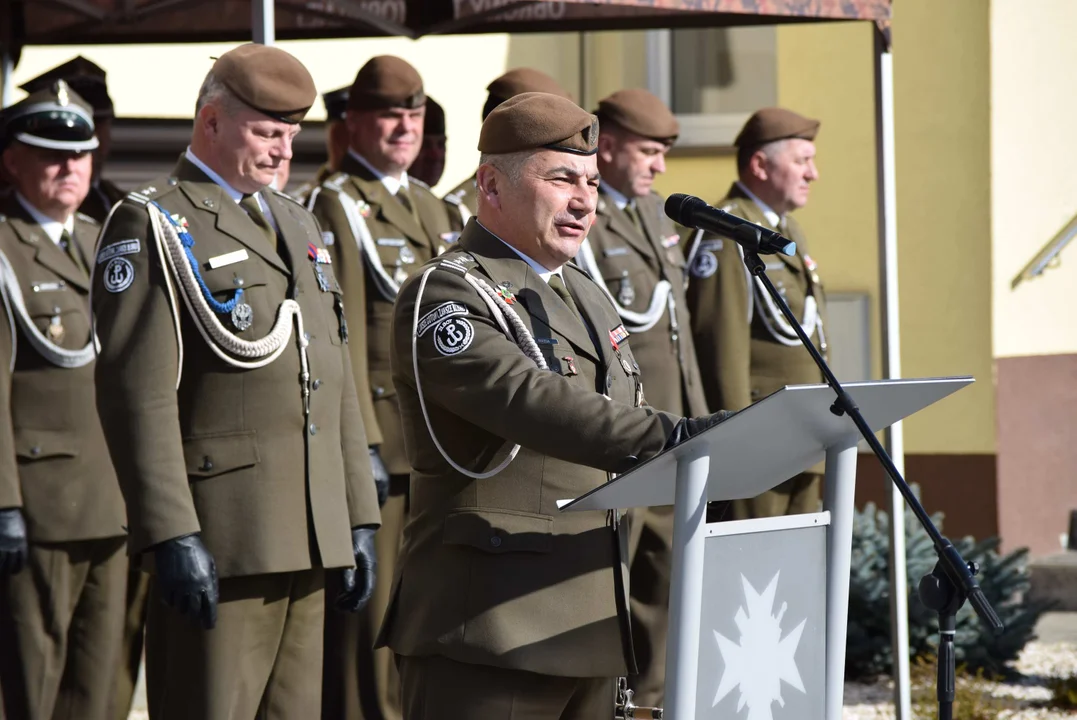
125 178 175 207
443 192 462 207
435 250 478 277
408 176 432 192
269 187 306 209
76 211 99 225
323 173 349 192
444 185 470 202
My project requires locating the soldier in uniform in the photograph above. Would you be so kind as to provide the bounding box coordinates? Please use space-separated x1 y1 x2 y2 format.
686 107 827 520
576 88 709 707
442 67 571 231
294 86 350 206
379 91 729 720
90 44 381 719
0 81 127 720
18 57 125 223
410 95 446 188
308 55 452 720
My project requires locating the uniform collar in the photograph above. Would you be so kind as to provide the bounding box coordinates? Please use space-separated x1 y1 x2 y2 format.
348 149 409 197
480 220 563 282
184 147 273 220
735 180 781 228
600 182 634 212
15 192 73 245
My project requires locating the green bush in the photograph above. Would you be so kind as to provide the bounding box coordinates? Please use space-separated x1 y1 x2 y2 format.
845 489 1050 681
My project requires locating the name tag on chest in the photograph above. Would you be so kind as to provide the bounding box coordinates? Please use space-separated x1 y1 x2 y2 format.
208 249 249 269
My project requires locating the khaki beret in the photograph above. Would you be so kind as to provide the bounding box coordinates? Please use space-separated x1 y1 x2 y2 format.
486 68 570 104
735 107 820 148
596 88 678 142
212 44 316 124
479 92 598 156
348 56 425 111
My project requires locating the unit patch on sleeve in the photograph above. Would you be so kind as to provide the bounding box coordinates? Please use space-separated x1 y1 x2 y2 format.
690 250 718 279
433 317 474 356
103 257 135 293
417 302 468 337
96 239 141 265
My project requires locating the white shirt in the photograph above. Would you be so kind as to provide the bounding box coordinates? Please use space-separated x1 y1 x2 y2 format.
185 147 278 232
16 193 73 245
735 180 782 228
479 221 563 283
600 182 634 213
349 149 409 197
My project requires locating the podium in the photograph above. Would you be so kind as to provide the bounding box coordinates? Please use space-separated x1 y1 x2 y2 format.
559 377 973 720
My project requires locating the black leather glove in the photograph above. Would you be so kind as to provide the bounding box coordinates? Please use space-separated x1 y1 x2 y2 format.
154 533 219 630
369 447 390 508
336 525 377 612
663 410 738 451
0 507 28 576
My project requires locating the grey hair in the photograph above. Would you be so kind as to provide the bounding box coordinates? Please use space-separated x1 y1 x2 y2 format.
194 71 247 117
478 150 531 183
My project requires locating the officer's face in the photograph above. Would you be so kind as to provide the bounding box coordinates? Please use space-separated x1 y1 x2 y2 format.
347 106 425 176
2 143 92 220
203 104 299 194
597 129 670 199
756 138 819 214
479 150 599 270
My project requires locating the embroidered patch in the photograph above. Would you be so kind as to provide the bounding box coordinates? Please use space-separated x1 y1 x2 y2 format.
602 247 630 257
690 250 718 279
438 258 473 276
321 231 335 246
609 324 630 350
376 237 406 247
96 239 141 265
700 239 724 251
433 317 474 356
103 257 135 293
417 302 468 336
662 234 680 248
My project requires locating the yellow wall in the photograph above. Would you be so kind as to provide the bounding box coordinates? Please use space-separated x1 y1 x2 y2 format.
991 0 1077 358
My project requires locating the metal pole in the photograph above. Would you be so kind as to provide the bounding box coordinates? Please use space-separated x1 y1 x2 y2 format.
663 448 710 719
252 0 274 45
875 30 913 719
823 438 860 720
1 47 14 108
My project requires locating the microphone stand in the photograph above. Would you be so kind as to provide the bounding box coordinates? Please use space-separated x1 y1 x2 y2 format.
733 225 1004 720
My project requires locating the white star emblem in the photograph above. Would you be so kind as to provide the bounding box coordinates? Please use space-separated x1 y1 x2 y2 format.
712 571 806 719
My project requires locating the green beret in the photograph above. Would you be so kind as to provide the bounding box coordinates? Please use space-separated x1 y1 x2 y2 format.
2 80 98 153
735 107 820 148
348 56 425 112
212 44 317 124
479 92 598 156
596 88 678 143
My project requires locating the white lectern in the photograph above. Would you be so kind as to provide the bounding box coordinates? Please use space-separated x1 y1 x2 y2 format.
559 377 973 720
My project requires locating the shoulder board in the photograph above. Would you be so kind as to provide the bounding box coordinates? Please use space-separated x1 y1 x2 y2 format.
76 211 99 225
408 176 431 191
323 173 349 191
436 251 478 277
124 179 175 207
269 188 306 208
443 193 463 207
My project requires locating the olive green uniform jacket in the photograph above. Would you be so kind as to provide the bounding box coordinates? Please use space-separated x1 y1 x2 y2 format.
308 152 453 475
443 174 477 234
79 178 126 225
377 221 679 679
685 183 828 413
92 157 379 579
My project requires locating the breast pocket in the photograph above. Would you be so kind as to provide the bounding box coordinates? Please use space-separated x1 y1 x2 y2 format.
198 261 270 337
25 284 87 347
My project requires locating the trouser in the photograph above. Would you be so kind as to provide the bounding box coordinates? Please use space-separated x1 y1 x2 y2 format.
625 505 674 709
322 474 407 720
397 654 615 720
731 471 822 520
110 563 151 720
0 536 127 720
145 569 325 720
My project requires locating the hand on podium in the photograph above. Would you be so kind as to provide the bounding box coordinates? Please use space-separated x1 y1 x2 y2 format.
663 410 737 451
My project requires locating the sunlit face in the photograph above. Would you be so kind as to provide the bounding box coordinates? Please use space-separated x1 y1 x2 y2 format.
3 143 93 220
598 129 670 199
347 106 425 176
202 103 299 194
479 149 599 271
752 138 819 214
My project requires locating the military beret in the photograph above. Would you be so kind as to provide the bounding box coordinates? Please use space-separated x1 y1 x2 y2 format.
211 44 317 124
596 88 678 143
486 68 570 104
479 92 598 156
322 86 350 121
348 56 425 111
735 107 820 148
2 80 98 153
425 96 445 136
19 56 114 120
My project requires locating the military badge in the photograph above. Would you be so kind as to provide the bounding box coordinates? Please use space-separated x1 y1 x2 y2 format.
357 200 372 218
103 257 135 293
562 355 578 376
609 324 630 350
433 317 474 356
617 271 636 306
690 250 718 279
496 283 516 304
47 315 65 343
231 302 254 332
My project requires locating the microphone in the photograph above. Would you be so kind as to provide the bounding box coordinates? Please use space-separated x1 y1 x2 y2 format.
664 193 796 256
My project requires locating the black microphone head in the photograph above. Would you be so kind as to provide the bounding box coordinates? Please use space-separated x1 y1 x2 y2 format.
664 193 707 225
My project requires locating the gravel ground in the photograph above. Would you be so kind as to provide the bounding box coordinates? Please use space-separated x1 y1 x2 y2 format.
843 641 1077 719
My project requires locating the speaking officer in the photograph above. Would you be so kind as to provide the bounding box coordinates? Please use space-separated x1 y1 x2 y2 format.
576 88 708 707
443 67 571 231
90 44 380 719
308 54 452 720
294 86 350 206
19 56 125 223
0 81 127 720
686 107 827 520
379 92 730 720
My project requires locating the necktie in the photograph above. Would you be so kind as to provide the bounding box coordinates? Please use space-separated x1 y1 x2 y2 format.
548 273 584 326
623 202 643 234
240 194 278 249
59 229 86 274
396 187 418 220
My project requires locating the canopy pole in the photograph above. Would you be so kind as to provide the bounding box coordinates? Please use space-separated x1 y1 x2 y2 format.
1 46 13 108
253 0 275 45
874 28 912 720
